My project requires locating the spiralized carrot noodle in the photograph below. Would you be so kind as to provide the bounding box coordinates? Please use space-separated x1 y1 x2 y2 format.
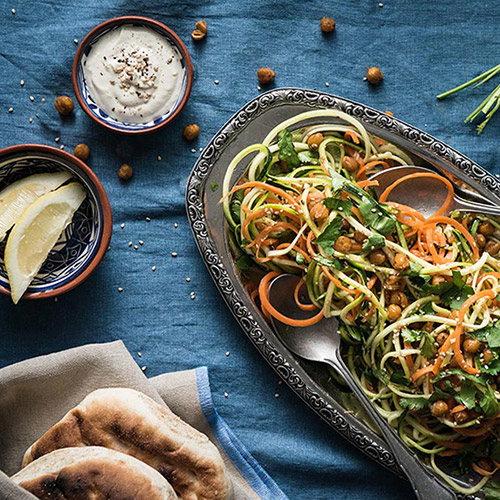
379 172 454 218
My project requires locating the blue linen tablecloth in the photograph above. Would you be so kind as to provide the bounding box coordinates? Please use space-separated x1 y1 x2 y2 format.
1 1 500 498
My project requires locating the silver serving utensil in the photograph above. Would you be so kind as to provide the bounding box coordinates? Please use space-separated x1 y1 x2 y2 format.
268 273 456 500
370 165 500 218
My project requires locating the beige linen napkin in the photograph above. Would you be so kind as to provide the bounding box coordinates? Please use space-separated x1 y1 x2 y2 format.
0 341 286 500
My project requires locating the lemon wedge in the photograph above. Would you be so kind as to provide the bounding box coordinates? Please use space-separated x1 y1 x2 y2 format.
4 182 87 304
0 171 72 242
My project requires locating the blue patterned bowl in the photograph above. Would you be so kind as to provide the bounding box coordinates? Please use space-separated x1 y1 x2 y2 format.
72 16 193 135
0 145 112 301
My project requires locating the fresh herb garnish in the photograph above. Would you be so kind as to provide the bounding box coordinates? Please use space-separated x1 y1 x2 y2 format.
236 254 253 271
400 397 429 411
401 329 424 343
323 198 353 216
422 271 474 310
358 197 396 236
362 233 385 252
421 333 435 358
479 384 500 418
277 129 300 169
315 217 344 253
458 379 477 410
210 182 219 192
471 320 500 348
484 479 500 500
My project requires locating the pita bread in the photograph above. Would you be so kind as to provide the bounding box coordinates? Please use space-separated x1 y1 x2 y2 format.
13 446 177 499
22 388 231 500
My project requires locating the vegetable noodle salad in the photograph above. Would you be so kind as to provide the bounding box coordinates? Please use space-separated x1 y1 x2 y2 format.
221 110 500 495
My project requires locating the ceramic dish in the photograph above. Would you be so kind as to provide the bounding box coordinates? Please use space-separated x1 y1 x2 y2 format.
72 16 193 135
186 87 500 497
0 144 112 300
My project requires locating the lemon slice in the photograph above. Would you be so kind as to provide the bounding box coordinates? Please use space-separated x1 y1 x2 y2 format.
0 171 72 242
4 182 87 304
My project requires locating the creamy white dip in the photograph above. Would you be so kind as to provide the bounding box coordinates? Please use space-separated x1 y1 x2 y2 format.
83 24 185 124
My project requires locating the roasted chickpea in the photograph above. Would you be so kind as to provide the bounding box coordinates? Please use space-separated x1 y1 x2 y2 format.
368 249 386 265
310 202 328 221
54 95 74 116
424 322 434 333
431 400 449 417
353 230 367 243
475 233 487 249
390 291 409 308
436 332 448 346
117 163 133 181
334 235 353 253
257 67 275 85
366 67 383 85
384 275 402 291
308 191 325 207
320 17 336 33
449 356 460 368
453 410 471 425
183 124 200 141
393 253 409 272
484 349 495 363
387 304 402 321
307 133 324 150
342 156 358 172
463 337 482 354
485 240 500 256
479 221 495 236
73 143 90 161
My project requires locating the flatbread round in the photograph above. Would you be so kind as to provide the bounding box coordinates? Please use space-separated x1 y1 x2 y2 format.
22 388 231 500
13 446 177 499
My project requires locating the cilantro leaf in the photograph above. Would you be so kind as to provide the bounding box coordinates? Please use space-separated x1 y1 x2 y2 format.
371 368 389 383
230 189 244 224
479 384 500 418
423 271 474 310
471 321 500 348
359 197 396 236
390 369 409 386
295 253 306 265
323 198 353 216
481 358 500 375
210 182 219 192
458 379 477 410
400 397 429 411
277 129 300 169
315 217 344 251
421 333 435 358
314 255 343 269
401 329 424 343
484 480 500 500
236 254 253 271
362 233 385 252
406 261 423 277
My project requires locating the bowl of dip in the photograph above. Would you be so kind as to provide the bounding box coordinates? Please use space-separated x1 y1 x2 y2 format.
72 16 193 134
0 144 112 301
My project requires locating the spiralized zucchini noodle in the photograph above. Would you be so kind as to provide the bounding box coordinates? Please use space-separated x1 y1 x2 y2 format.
221 109 500 494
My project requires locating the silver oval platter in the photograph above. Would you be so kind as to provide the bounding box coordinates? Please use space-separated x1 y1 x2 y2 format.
186 87 500 497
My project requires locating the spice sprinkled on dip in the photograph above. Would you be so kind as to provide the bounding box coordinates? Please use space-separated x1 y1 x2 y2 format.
82 25 185 123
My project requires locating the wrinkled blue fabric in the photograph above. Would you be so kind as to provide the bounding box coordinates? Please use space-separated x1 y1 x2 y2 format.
1 1 499 498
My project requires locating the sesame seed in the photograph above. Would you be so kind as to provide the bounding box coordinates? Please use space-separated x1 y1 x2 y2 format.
59 145 64 150
174 222 178 228
225 351 230 356
128 241 132 247
152 265 156 272
224 392 228 398
11 8 16 14
55 137 60 143
278 380 282 385
257 86 262 91
141 366 147 372
54 297 58 302
171 252 178 257
274 393 280 398
20 79 24 86
371 208 377 213
157 155 162 161
35 113 39 117
191 148 196 153
8 107 13 113
73 39 78 44
139 240 144 245
186 277 191 282
28 117 33 123
325 82 330 87
378 2 384 6
146 217 151 222
118 287 123 292
363 76 368 82
29 95 34 102
138 351 142 357
134 245 138 250
214 79 219 84
120 223 125 228
199 147 203 152
41 97 46 103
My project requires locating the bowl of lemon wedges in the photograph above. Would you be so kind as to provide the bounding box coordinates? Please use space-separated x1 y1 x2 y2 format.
0 144 112 304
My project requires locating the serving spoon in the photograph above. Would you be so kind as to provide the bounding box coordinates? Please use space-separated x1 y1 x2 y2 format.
268 273 457 500
369 165 500 218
